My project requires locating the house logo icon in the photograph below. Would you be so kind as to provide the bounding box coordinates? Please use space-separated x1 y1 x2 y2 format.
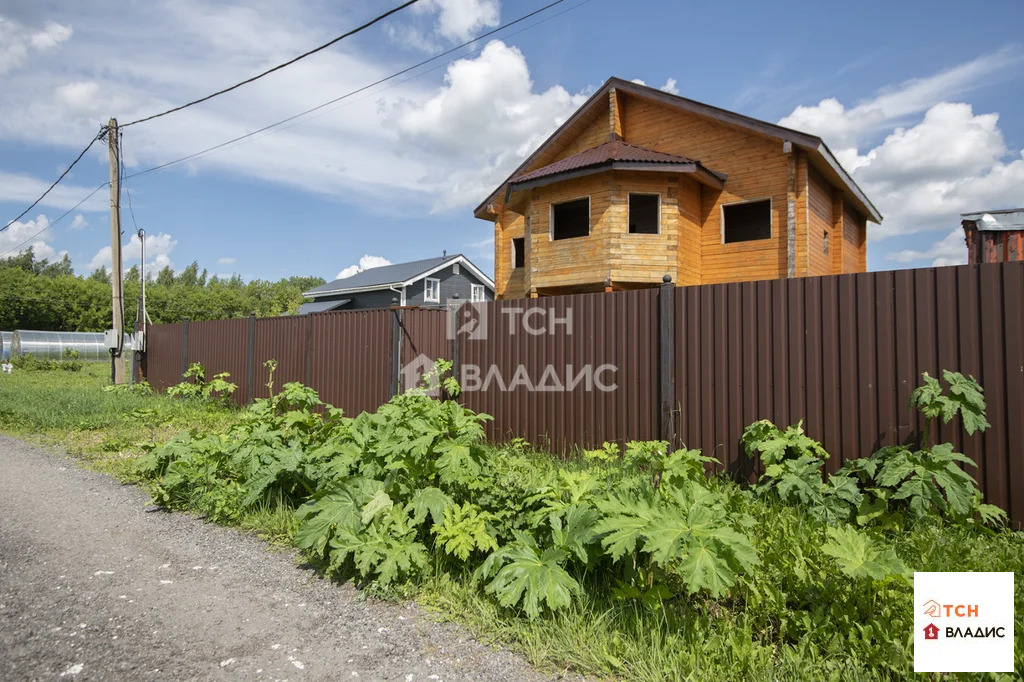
923 599 942 618
923 623 940 640
401 353 440 396
446 300 487 341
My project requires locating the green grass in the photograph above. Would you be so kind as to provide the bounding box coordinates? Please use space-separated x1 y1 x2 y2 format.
0 362 238 478
2 366 1021 681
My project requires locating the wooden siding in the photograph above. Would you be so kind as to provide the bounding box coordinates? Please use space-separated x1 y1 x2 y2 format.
495 207 526 298
487 89 872 298
807 167 835 275
676 176 703 285
608 171 680 284
843 203 867 272
528 175 614 291
621 96 790 283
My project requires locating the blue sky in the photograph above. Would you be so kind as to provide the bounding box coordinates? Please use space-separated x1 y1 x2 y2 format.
2 0 1023 281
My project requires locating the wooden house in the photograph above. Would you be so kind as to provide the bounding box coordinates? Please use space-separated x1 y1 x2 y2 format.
474 78 882 299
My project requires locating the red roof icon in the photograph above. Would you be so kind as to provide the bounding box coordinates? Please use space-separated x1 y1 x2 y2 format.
924 623 940 640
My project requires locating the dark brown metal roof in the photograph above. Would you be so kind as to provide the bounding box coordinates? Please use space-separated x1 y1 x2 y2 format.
510 140 717 184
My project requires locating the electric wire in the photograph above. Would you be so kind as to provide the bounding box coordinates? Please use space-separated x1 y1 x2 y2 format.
2 0 584 263
120 0 422 128
124 0 574 180
0 183 108 260
2 128 107 231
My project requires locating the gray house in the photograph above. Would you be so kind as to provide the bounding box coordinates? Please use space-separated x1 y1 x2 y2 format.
299 254 495 313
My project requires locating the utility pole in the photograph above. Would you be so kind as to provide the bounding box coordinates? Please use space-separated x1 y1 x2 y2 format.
108 118 125 384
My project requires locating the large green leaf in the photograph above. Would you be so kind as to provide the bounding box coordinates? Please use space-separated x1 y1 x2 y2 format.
820 525 907 581
432 502 497 561
483 544 581 618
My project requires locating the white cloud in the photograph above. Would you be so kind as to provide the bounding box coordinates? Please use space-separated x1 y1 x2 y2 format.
29 21 73 50
777 49 1024 243
0 172 107 215
336 254 391 280
779 48 1020 163
69 214 88 230
420 0 500 41
631 78 679 95
885 228 967 267
395 0 500 49
217 256 235 265
0 213 66 261
88 231 177 271
393 40 587 210
0 17 73 74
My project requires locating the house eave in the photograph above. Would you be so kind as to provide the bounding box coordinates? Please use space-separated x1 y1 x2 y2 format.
474 76 882 225
302 254 495 299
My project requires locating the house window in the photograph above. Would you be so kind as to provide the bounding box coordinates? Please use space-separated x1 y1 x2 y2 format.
512 237 525 268
722 199 771 243
823 230 830 256
453 263 460 275
470 284 485 302
551 197 589 240
424 277 440 303
628 193 660 234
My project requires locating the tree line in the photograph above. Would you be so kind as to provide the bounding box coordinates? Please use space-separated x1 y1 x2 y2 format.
0 250 325 332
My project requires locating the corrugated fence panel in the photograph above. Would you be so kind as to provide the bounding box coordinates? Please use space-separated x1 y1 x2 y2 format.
144 322 184 392
254 316 309 399
308 310 391 416
186 318 250 406
141 262 1023 523
399 308 450 389
460 289 659 453
671 262 1024 524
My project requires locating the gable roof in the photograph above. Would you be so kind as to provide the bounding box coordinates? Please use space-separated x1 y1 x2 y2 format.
474 77 882 223
508 140 725 191
303 254 495 298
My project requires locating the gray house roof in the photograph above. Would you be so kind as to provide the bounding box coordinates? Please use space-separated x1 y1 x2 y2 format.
297 299 351 314
304 254 494 298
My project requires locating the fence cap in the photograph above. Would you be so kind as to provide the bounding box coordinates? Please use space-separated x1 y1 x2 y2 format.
662 274 672 283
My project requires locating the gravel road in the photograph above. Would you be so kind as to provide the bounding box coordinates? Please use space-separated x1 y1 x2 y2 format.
0 435 553 681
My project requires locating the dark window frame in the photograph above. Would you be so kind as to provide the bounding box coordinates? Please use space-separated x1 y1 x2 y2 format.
628 192 661 234
512 237 525 269
550 196 591 241
721 198 772 244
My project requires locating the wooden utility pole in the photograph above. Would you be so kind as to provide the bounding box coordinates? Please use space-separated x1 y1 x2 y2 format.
108 118 125 384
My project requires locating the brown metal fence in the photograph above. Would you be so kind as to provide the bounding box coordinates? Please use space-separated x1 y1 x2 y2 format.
143 262 1024 523
459 290 660 451
670 264 1024 523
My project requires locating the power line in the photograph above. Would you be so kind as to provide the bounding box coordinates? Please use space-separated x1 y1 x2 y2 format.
2 128 107 232
124 0 575 180
0 183 108 260
121 0 422 129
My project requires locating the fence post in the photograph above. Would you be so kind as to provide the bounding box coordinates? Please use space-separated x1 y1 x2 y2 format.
304 314 313 386
390 302 402 397
180 317 189 380
449 295 461 401
247 312 256 404
659 275 676 450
